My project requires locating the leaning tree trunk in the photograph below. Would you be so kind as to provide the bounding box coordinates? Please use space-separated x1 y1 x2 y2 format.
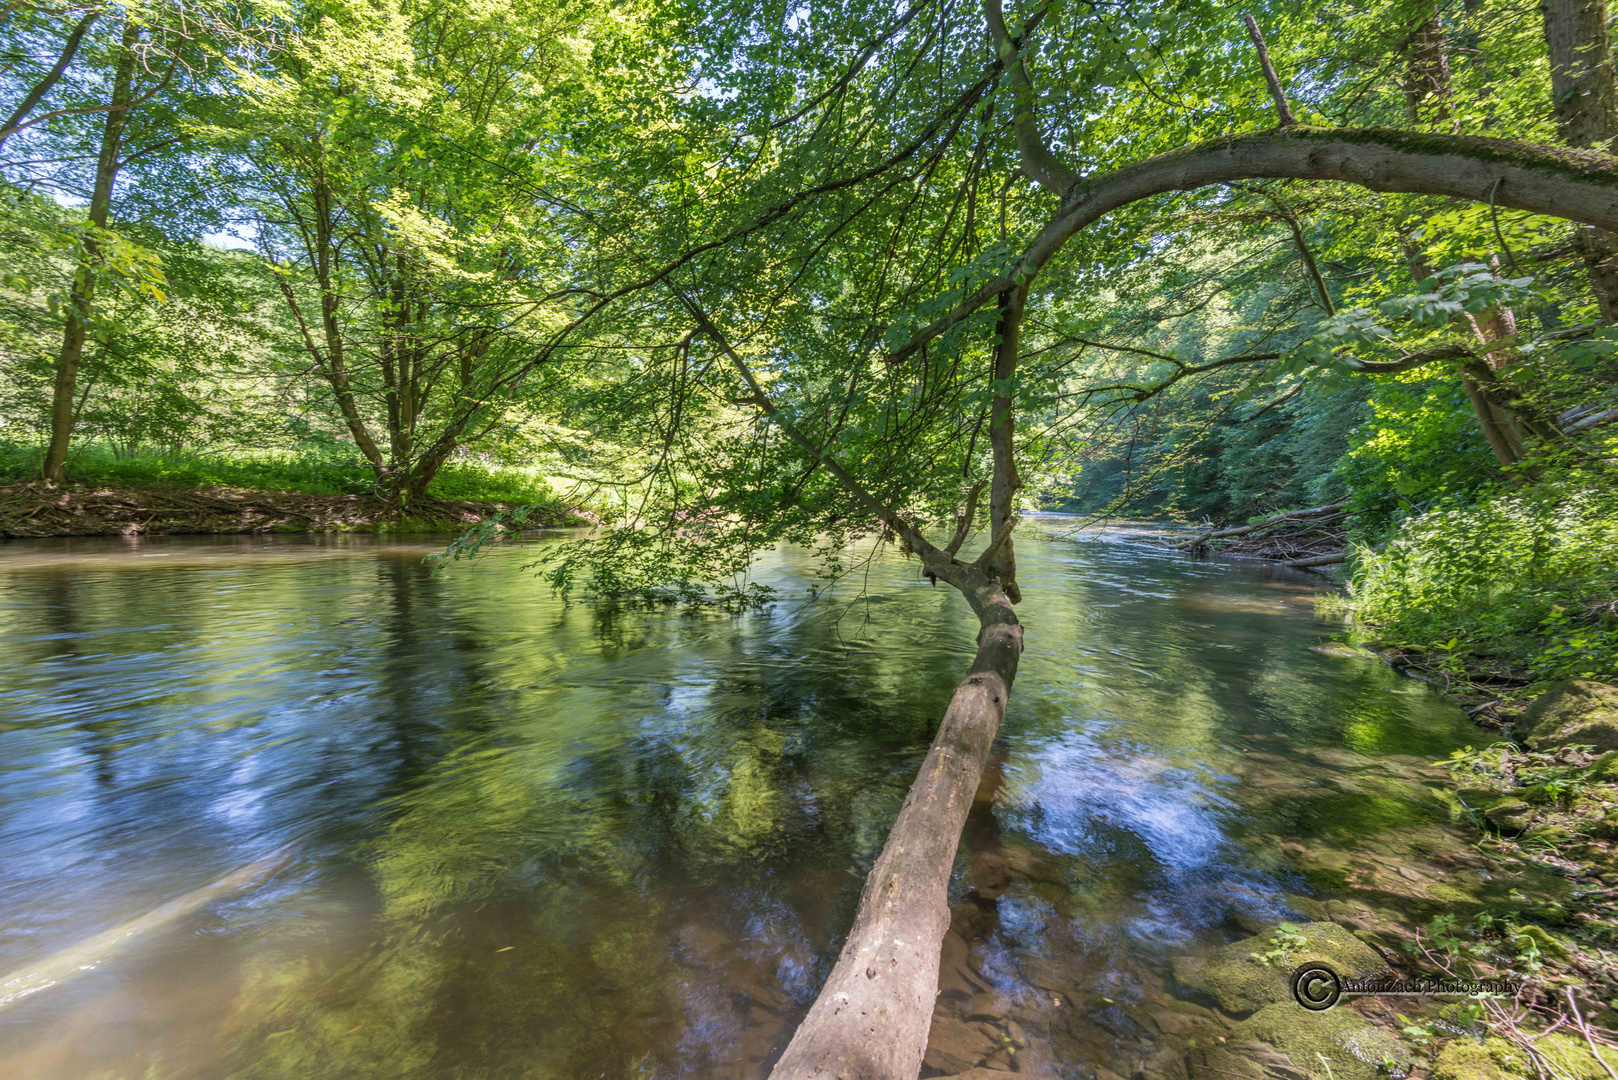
676 294 1027 1080
765 560 1021 1079
1541 0 1618 319
41 21 138 484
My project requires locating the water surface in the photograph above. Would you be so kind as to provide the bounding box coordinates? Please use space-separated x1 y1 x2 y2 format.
0 527 1501 1078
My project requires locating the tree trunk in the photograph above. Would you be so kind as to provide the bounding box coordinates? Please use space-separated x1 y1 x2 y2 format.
764 288 1029 1080
766 566 1020 1080
1403 5 1452 124
42 22 139 484
677 294 1025 1080
1541 0 1618 319
308 163 390 486
1462 374 1521 468
986 284 1026 602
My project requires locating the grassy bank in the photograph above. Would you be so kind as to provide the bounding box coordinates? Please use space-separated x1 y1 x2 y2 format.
0 443 582 537
0 442 567 503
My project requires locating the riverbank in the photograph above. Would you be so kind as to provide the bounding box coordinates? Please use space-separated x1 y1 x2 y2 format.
1297 641 1618 1080
0 481 583 538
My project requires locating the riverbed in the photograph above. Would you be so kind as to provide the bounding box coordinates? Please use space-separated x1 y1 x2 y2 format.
0 526 1523 1078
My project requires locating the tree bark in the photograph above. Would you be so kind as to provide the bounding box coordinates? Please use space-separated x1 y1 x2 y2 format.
890 127 1618 363
1462 374 1521 468
1541 0 1618 319
986 284 1026 602
1403 6 1453 124
42 21 139 484
766 565 1020 1080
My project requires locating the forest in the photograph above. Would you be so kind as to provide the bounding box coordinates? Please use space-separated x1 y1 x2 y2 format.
2 0 1617 1078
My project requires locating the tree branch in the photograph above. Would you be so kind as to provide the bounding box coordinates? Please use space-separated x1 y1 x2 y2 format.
1243 14 1298 127
889 127 1618 363
981 0 1078 195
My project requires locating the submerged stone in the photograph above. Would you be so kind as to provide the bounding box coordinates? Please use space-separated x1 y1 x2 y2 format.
1235 1002 1410 1080
1521 681 1618 752
1311 642 1378 660
1171 922 1387 1015
923 1013 1002 1074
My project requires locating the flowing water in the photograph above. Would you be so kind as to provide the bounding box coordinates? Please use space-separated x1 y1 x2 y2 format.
0 525 1525 1079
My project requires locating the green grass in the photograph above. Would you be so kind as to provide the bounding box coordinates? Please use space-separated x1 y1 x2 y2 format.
0 441 566 505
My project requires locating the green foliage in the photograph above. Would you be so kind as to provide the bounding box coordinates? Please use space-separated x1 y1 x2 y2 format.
0 440 562 503
1349 464 1618 683
1248 921 1311 967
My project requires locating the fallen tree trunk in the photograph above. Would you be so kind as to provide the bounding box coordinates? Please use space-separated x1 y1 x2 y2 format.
767 558 1021 1079
1282 552 1348 569
678 291 1028 1080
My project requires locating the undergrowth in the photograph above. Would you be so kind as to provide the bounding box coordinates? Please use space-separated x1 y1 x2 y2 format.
1340 461 1618 689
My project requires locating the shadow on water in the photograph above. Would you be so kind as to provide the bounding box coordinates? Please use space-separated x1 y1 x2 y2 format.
0 530 1556 1079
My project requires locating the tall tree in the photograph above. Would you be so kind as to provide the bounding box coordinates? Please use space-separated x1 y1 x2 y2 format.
41 17 140 483
236 0 631 506
1541 0 1618 318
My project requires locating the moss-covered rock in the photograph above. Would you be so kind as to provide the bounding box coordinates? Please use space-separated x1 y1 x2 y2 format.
1431 1038 1522 1080
1483 800 1532 835
1522 822 1576 844
1172 922 1387 1015
1590 812 1618 840
1505 922 1571 961
1233 1002 1410 1080
1434 1033 1618 1080
1535 1032 1618 1078
1586 750 1618 783
1282 894 1331 922
1522 681 1618 752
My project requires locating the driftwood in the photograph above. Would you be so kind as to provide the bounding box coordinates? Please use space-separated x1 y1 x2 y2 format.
1167 498 1353 570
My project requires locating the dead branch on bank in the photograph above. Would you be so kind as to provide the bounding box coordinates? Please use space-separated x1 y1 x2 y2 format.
1166 498 1355 568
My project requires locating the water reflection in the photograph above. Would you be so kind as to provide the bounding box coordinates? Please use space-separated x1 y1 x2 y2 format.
0 530 1509 1078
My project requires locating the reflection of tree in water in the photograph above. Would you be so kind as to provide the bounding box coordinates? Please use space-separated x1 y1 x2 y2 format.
216 567 991 1079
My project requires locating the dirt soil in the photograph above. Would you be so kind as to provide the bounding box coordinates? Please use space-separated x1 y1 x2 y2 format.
0 481 580 538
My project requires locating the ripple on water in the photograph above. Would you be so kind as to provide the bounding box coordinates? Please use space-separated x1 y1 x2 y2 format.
0 532 1520 1080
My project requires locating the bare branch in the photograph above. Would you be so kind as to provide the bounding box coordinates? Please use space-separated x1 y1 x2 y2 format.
1243 14 1298 127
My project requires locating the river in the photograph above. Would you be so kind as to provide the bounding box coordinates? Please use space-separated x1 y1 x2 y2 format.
0 524 1518 1078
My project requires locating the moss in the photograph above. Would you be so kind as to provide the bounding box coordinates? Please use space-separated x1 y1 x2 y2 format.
1443 1033 1618 1080
1523 682 1618 753
1235 1002 1410 1080
1505 923 1570 962
1426 882 1484 907
1283 126 1618 185
1172 922 1387 1014
1432 1039 1522 1080
1586 751 1618 783
1535 1032 1618 1078
1282 894 1331 922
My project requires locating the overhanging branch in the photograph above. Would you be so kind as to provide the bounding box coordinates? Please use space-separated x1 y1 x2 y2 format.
889 127 1618 362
